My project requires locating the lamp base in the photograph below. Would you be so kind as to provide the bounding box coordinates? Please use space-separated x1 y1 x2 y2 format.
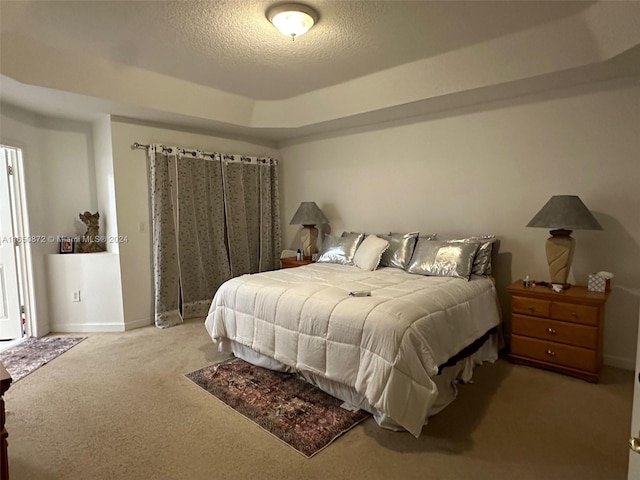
300 224 318 259
545 229 575 286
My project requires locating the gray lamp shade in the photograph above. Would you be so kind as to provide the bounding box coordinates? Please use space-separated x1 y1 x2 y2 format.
526 195 602 231
289 202 329 226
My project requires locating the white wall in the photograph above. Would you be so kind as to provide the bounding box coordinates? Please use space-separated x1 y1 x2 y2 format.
0 104 96 336
36 116 97 239
1 104 48 335
279 77 640 369
108 119 279 329
45 253 125 332
93 117 119 253
0 103 99 335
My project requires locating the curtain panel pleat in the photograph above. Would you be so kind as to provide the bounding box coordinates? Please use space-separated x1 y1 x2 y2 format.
176 155 231 320
259 164 282 272
148 145 281 328
149 150 182 328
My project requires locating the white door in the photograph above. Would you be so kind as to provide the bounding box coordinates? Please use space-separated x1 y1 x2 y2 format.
629 307 640 479
0 149 22 340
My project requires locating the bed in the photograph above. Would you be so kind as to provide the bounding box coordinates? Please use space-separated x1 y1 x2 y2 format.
204 233 502 437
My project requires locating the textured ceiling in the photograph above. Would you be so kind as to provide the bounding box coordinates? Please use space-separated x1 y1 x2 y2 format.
1 0 591 100
1 1 639 142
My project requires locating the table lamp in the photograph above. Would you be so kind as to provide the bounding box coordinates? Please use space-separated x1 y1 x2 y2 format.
526 195 602 287
289 201 329 259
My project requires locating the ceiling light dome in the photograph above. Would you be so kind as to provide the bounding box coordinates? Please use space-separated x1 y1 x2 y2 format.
267 3 318 40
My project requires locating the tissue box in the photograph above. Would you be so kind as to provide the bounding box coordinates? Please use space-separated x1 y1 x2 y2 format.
587 274 610 293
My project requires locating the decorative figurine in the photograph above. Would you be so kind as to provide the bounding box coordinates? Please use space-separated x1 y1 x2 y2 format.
77 211 106 253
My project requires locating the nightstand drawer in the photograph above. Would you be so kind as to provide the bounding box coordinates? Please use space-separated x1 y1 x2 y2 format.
550 302 598 326
512 296 550 317
511 335 597 372
511 314 598 349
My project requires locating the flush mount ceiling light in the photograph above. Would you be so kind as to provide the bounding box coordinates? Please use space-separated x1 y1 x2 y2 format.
267 3 318 40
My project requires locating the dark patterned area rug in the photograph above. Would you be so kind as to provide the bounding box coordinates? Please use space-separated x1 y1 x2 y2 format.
186 358 370 457
0 337 86 382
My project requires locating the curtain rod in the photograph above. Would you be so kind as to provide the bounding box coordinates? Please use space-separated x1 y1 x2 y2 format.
130 143 213 158
129 142 278 165
131 142 150 150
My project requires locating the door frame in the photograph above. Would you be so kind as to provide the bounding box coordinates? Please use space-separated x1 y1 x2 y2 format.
628 304 640 479
1 144 36 343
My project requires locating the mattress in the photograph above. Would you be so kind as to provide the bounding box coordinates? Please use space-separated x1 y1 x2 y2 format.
205 263 501 436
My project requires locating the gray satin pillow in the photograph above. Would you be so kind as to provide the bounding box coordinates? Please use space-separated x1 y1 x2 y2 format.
448 235 496 276
407 239 480 280
317 233 364 265
379 232 419 270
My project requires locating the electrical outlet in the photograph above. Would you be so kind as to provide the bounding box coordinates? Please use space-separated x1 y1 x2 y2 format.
72 291 81 302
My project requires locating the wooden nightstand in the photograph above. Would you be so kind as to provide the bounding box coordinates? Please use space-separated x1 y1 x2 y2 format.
280 256 313 269
507 280 609 383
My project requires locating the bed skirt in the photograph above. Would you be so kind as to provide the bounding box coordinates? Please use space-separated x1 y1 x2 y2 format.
216 331 499 435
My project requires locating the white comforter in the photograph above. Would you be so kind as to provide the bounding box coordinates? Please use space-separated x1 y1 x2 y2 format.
205 263 501 436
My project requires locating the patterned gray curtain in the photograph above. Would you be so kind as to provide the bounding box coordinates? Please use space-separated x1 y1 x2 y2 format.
257 163 281 272
222 157 281 276
148 145 280 328
149 147 181 328
176 154 231 319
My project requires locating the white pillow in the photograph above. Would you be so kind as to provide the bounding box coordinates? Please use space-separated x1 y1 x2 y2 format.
353 235 389 271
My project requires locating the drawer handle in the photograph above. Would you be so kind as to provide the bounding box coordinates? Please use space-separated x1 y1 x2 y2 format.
547 328 557 334
571 312 577 317
546 350 556 357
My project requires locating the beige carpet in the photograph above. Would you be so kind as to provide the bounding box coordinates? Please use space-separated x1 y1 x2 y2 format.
6 319 632 480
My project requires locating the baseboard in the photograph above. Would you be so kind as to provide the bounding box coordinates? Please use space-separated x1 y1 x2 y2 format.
51 322 126 333
51 317 153 333
125 317 153 331
603 354 635 371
